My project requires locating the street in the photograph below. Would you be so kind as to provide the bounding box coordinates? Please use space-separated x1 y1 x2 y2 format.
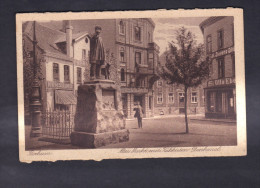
25 116 237 150
101 116 237 148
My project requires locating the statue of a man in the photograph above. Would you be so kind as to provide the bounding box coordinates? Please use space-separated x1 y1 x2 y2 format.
88 26 105 79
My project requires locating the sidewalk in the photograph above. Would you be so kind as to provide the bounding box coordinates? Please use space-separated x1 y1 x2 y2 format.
126 114 205 121
190 117 236 124
25 125 79 150
127 114 236 124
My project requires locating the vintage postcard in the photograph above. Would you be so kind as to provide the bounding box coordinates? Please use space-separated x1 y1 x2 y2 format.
16 8 246 162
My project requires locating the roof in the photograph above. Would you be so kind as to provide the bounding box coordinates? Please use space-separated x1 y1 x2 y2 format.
23 21 83 61
199 16 226 33
54 31 89 43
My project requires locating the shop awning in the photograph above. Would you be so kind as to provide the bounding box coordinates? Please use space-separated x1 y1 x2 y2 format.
55 90 77 105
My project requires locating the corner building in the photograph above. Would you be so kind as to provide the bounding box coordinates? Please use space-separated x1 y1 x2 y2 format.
70 19 160 118
200 17 236 119
23 21 89 115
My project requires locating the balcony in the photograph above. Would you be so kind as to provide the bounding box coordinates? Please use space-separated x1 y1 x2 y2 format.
148 42 160 51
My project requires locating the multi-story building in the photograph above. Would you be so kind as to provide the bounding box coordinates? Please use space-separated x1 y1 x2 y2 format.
23 21 89 114
200 16 236 119
153 52 205 116
67 18 160 118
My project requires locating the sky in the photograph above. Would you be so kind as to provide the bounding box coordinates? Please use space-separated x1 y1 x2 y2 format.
153 17 208 55
37 17 208 56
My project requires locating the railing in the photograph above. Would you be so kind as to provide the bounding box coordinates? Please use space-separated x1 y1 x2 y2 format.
42 110 74 140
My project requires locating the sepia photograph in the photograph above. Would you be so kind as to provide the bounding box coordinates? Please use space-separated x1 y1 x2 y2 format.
16 9 246 162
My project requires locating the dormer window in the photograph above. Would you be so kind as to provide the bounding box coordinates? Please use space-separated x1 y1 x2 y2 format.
119 20 125 35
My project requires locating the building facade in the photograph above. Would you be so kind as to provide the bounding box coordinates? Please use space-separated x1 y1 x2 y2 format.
68 18 160 118
23 21 89 116
200 16 236 119
153 51 205 116
153 79 205 116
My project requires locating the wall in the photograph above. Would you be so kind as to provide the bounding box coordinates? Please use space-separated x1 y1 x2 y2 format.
153 80 205 116
203 17 234 80
73 36 90 61
45 56 73 83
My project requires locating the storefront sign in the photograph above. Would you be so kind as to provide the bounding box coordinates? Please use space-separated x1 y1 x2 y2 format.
207 77 235 87
47 81 73 90
211 46 234 58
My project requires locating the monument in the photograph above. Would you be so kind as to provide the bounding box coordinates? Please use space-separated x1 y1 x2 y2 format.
70 26 129 148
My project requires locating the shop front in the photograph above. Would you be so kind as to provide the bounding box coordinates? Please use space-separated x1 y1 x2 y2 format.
205 77 236 119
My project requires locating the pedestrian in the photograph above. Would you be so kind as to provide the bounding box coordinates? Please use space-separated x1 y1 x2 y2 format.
134 102 143 129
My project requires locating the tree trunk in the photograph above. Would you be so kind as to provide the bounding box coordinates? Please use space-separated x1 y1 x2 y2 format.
184 86 189 133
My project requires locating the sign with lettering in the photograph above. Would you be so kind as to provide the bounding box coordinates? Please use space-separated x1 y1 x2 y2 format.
211 46 234 58
46 81 73 90
207 77 235 87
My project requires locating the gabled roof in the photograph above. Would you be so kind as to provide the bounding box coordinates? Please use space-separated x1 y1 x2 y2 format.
22 21 70 59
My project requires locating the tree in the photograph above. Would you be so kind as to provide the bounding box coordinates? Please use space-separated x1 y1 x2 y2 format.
159 27 210 133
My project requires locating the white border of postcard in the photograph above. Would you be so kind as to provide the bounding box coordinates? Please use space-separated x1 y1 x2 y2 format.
16 8 246 162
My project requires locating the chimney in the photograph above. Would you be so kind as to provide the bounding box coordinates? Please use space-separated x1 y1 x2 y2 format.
65 20 73 57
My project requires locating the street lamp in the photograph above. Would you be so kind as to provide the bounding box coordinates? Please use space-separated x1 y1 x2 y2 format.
30 21 42 137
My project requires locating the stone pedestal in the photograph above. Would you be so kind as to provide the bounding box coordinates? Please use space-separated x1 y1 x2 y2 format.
70 80 129 148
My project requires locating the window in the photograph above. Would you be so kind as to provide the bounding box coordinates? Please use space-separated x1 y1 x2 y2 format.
217 29 224 49
120 47 125 62
148 32 151 43
134 26 141 41
157 81 162 87
120 68 125 81
135 52 141 65
208 91 215 112
149 96 152 109
232 53 235 77
168 93 174 103
191 92 198 103
206 35 212 54
179 92 185 103
157 93 163 104
82 49 86 60
53 63 59 81
64 65 70 83
119 20 125 35
77 67 82 84
218 57 225 78
216 91 222 112
148 53 154 69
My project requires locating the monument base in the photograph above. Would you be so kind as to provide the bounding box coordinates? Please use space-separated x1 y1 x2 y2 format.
70 129 129 148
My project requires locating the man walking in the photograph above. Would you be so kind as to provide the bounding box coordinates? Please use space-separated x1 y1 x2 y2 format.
134 102 143 129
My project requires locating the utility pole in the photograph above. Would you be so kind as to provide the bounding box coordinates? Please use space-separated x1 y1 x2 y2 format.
30 21 42 137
